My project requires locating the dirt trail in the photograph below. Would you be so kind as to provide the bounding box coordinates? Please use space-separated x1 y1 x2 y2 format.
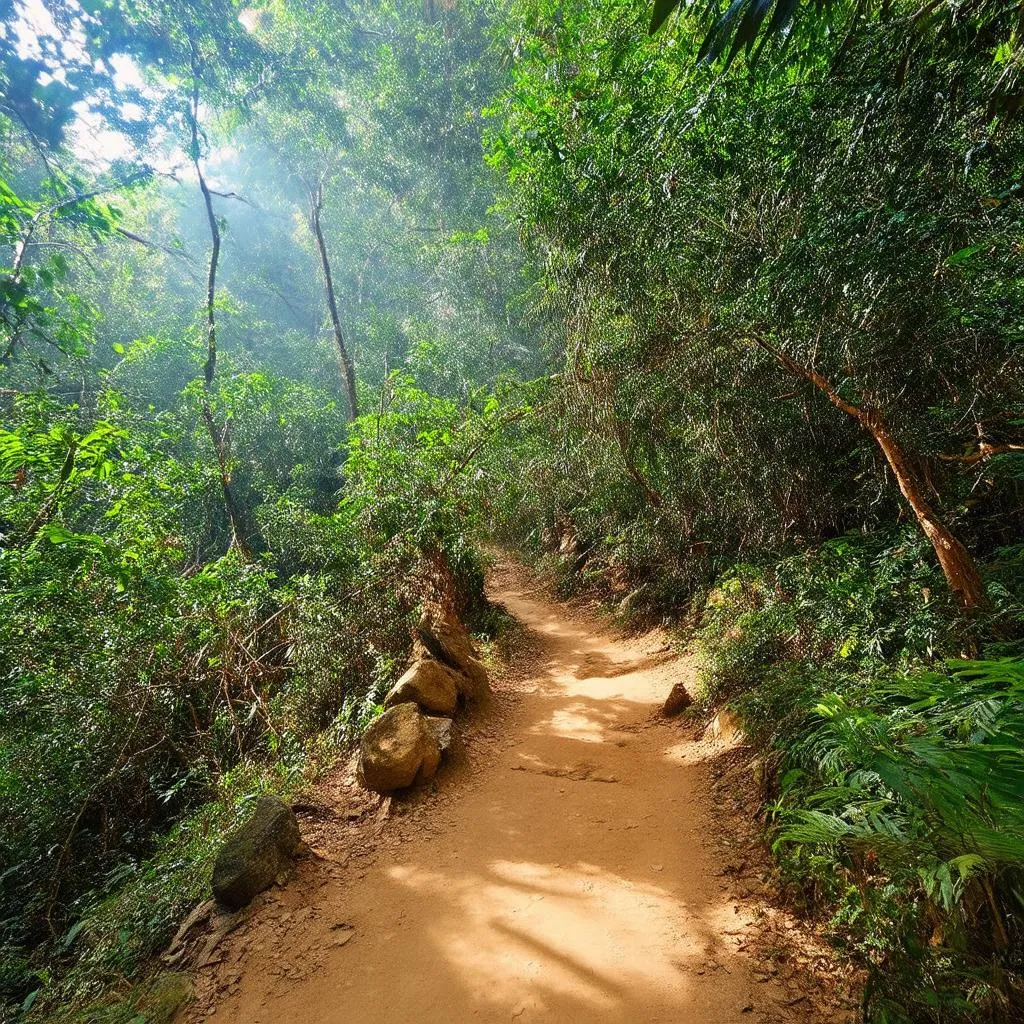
195 558 844 1023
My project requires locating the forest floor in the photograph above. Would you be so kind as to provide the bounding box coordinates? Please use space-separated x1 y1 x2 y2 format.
184 555 858 1023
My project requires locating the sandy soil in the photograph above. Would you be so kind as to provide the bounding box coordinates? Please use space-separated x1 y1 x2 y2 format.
187 556 853 1024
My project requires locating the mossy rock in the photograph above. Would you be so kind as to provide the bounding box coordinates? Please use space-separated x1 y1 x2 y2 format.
211 795 300 910
135 971 193 1023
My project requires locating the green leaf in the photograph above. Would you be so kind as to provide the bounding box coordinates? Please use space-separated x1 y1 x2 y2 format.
946 244 985 267
60 919 87 952
650 0 682 34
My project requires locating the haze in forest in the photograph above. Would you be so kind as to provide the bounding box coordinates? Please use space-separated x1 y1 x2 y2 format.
1 1 1023 1022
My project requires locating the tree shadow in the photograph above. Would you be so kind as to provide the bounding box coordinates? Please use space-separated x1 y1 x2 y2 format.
204 575 800 1024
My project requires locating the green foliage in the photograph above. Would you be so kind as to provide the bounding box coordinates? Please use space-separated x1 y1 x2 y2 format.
487 0 1024 610
3 0 1024 1019
346 375 520 563
777 659 1024 1022
0 2 535 1006
691 534 1024 1020
0 366 513 1015
696 531 956 704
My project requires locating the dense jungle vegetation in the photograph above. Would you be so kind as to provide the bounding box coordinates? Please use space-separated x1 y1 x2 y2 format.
1 0 1022 1020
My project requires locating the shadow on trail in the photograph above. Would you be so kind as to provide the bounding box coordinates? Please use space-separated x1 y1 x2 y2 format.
205 559 790 1024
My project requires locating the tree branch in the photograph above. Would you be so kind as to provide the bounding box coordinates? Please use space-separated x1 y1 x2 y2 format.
938 442 1024 465
115 227 195 261
208 189 256 207
748 333 867 421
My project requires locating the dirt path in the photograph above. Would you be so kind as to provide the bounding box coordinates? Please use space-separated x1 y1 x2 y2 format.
193 558 846 1023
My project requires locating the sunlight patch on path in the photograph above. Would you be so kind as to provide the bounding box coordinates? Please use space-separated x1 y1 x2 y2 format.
383 858 705 1016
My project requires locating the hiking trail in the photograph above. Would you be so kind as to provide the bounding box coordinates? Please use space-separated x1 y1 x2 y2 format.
190 556 848 1023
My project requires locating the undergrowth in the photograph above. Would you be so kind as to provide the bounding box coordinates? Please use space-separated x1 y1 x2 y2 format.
0 382 496 1022
694 530 1024 1023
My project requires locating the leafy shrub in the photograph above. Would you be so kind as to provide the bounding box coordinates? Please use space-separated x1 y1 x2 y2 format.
694 532 1024 1021
695 530 956 706
780 659 1024 1023
0 375 502 1018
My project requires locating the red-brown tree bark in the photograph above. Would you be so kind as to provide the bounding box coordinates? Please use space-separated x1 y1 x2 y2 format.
751 335 987 611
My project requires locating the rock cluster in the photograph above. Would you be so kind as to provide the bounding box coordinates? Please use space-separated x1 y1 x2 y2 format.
358 602 489 794
209 602 489 906
413 607 490 701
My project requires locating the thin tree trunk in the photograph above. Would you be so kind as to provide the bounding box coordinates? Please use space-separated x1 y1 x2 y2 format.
201 406 252 558
751 335 987 611
310 183 358 420
590 370 663 508
610 414 663 508
189 52 252 560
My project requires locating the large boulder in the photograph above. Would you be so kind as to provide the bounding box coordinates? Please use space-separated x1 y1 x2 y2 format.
358 702 442 793
415 606 489 701
212 795 301 910
384 658 459 716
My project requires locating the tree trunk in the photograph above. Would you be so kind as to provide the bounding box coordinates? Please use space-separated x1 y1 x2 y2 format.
609 413 663 508
189 55 252 560
310 184 358 421
201 406 252 559
862 409 987 610
590 371 663 508
751 335 987 611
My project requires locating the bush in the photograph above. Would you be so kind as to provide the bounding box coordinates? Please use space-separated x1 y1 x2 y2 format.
693 532 1024 1021
0 376 501 1019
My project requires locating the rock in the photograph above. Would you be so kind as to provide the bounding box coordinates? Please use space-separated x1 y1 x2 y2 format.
617 586 647 617
703 709 745 743
134 971 193 1024
162 899 215 965
415 605 490 700
750 754 774 797
662 681 692 716
196 906 253 966
423 715 454 754
358 702 442 793
211 795 301 910
384 658 459 715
